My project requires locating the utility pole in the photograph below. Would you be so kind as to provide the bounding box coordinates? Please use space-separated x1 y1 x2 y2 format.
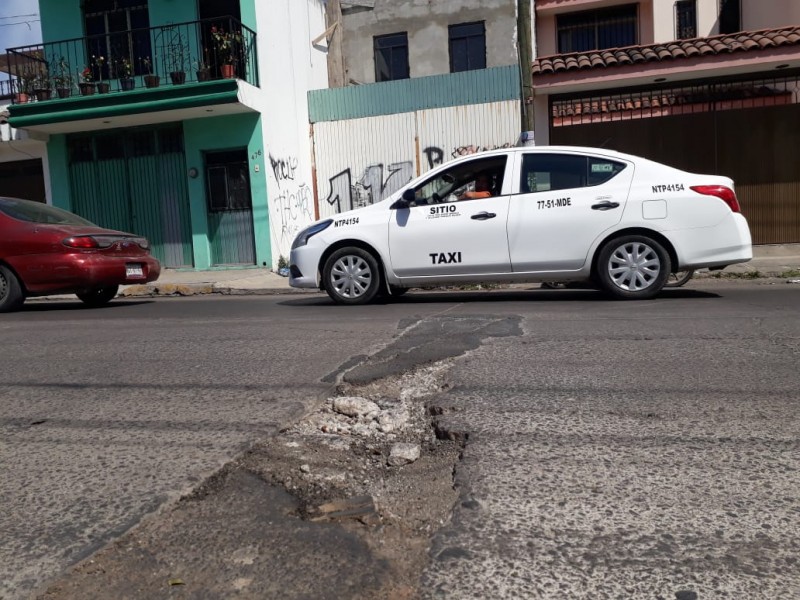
517 0 535 137
326 0 345 87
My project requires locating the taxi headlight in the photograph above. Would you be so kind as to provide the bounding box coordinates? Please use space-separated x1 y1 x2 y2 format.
292 219 333 249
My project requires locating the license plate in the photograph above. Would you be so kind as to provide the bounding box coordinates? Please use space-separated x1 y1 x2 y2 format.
126 264 144 278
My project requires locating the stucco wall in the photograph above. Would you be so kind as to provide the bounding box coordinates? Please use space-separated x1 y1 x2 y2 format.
341 0 518 84
742 0 800 31
256 0 328 266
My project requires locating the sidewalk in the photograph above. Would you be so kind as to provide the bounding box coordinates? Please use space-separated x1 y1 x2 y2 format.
119 244 800 298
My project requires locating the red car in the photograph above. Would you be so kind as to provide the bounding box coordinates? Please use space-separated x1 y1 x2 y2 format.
0 197 160 312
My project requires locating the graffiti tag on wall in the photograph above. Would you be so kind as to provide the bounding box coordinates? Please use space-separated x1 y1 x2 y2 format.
269 153 313 255
323 141 516 214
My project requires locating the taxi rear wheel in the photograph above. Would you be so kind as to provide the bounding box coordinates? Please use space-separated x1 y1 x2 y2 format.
322 247 381 305
76 285 119 308
0 265 25 313
596 235 670 300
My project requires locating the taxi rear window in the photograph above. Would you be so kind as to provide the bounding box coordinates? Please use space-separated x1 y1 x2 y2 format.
520 154 627 193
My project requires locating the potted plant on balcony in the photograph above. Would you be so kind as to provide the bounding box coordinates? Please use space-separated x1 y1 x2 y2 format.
15 67 35 103
79 66 95 96
115 57 135 91
211 26 241 79
53 57 73 98
193 58 211 82
32 67 52 101
93 55 109 94
167 39 187 85
141 56 159 88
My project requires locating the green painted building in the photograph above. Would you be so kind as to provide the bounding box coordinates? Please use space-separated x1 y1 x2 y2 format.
7 0 276 270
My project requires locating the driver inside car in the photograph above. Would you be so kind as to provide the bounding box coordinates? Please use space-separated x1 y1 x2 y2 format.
457 173 493 200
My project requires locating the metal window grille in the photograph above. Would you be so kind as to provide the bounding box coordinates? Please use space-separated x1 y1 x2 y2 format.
676 0 697 40
550 73 800 128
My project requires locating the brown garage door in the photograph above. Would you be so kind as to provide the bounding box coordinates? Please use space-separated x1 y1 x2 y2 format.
550 74 800 245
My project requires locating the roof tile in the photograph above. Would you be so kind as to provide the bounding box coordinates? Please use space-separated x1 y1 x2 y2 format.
532 25 800 78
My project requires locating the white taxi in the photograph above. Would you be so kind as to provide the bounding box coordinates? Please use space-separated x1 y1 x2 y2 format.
289 146 752 304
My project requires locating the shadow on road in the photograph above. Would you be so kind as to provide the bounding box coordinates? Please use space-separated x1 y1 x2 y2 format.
279 288 721 306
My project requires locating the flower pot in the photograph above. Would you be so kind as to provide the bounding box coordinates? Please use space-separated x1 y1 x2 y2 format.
15 93 30 104
97 82 110 94
169 71 186 85
56 87 71 99
79 82 95 96
33 88 51 102
220 64 235 79
120 77 135 91
144 74 160 88
196 69 211 82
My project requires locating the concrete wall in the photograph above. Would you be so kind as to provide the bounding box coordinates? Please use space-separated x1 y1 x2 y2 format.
256 0 328 266
340 0 518 84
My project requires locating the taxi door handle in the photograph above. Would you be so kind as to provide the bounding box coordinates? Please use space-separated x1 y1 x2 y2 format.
591 201 620 211
471 212 497 220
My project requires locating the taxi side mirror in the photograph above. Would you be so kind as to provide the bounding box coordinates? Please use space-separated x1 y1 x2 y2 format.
391 188 416 210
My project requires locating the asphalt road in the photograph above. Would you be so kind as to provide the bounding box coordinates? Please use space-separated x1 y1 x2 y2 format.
1 281 798 599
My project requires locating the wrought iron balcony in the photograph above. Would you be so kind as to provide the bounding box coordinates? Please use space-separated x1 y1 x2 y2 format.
4 16 258 104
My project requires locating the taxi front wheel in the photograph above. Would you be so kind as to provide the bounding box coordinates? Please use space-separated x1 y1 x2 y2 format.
322 247 381 305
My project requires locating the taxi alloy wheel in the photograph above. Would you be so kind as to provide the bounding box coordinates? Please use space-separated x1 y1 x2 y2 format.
0 265 25 313
76 285 119 308
323 247 381 305
598 235 670 300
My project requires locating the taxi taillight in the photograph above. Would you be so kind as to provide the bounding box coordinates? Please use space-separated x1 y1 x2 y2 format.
690 185 741 213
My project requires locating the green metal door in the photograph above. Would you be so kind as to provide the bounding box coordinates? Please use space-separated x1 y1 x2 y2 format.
205 150 256 266
67 125 194 268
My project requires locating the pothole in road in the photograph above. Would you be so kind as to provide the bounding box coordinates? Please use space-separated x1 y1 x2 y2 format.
228 359 467 594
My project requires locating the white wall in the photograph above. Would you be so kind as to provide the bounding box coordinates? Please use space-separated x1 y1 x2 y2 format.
313 100 521 220
256 0 328 267
0 106 51 203
742 0 800 31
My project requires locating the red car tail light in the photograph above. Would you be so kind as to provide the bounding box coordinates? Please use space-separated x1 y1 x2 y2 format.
63 236 100 249
690 185 741 213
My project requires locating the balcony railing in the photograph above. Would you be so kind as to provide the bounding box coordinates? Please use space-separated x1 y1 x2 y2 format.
4 16 258 105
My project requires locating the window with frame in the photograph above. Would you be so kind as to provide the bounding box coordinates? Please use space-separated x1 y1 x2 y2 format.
84 0 152 78
413 156 507 204
520 154 627 194
374 32 409 82
557 4 638 54
206 150 252 212
676 0 697 40
719 0 741 35
449 22 486 73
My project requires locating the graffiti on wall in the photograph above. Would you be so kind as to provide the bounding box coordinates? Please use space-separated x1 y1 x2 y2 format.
322 142 516 214
325 161 414 213
269 153 313 253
